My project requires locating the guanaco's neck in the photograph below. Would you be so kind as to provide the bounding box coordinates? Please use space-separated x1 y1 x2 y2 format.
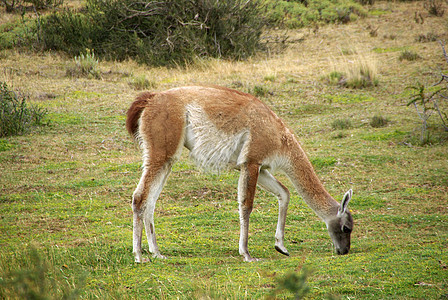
284 139 339 221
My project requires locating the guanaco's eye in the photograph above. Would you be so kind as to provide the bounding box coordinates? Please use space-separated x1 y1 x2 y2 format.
342 225 352 233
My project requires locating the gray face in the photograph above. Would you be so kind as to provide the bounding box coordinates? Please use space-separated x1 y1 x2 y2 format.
327 211 353 255
327 189 354 255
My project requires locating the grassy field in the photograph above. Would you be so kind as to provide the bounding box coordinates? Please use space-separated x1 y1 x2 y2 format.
1 1 448 299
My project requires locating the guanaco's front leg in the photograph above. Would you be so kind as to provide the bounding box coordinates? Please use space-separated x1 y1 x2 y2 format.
257 169 290 256
238 163 260 262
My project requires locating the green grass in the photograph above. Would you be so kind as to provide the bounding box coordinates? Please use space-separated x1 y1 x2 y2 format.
1 1 448 299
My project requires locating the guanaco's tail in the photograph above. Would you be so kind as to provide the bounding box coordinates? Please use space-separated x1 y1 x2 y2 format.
126 92 155 139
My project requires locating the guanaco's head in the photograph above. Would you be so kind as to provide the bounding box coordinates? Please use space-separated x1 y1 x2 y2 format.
326 189 353 255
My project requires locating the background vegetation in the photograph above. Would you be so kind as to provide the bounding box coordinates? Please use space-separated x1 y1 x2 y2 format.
1 0 448 299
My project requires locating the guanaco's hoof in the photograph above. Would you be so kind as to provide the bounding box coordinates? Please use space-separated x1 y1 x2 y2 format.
275 246 290 256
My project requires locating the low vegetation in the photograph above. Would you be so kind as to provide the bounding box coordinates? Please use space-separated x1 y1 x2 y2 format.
325 56 379 89
370 115 389 128
263 0 367 28
65 49 100 79
0 82 47 137
0 0 447 299
399 49 421 61
39 0 265 66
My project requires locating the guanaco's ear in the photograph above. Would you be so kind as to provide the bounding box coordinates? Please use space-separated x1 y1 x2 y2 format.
338 189 352 215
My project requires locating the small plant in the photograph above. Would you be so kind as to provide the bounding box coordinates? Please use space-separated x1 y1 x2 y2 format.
424 0 445 17
346 60 379 88
263 75 276 82
367 24 379 37
416 32 439 43
267 270 310 300
383 34 397 40
0 82 48 137
326 71 344 85
332 118 352 130
128 74 156 90
0 247 83 299
357 0 375 4
405 42 448 143
399 50 421 61
407 82 447 144
26 0 64 9
252 85 270 97
327 56 379 89
370 115 389 128
264 0 367 28
66 49 101 79
1 0 63 11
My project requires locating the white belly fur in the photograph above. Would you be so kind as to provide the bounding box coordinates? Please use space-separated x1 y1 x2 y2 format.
184 104 250 172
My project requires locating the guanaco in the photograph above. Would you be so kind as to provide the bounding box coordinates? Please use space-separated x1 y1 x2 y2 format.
126 85 353 262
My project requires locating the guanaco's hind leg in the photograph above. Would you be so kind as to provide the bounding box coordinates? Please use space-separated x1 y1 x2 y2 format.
131 94 185 262
257 169 291 256
238 163 260 262
133 160 174 262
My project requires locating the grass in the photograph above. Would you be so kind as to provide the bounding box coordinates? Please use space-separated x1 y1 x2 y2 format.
1 1 448 299
326 55 379 89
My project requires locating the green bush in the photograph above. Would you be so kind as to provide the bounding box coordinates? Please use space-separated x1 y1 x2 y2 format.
39 9 102 56
0 17 37 50
0 0 63 11
0 82 48 137
39 0 265 66
264 0 367 28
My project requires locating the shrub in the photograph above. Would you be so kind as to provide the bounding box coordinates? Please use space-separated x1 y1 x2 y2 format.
405 41 448 144
0 82 48 137
327 57 378 89
0 17 37 50
0 247 83 299
39 0 265 66
26 0 63 9
0 0 63 11
345 59 378 88
66 49 101 79
128 75 156 90
332 118 352 130
407 81 447 144
424 0 445 16
326 71 344 85
370 115 389 128
39 9 102 56
264 0 367 28
416 32 439 43
268 270 310 300
252 85 270 97
399 50 421 61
